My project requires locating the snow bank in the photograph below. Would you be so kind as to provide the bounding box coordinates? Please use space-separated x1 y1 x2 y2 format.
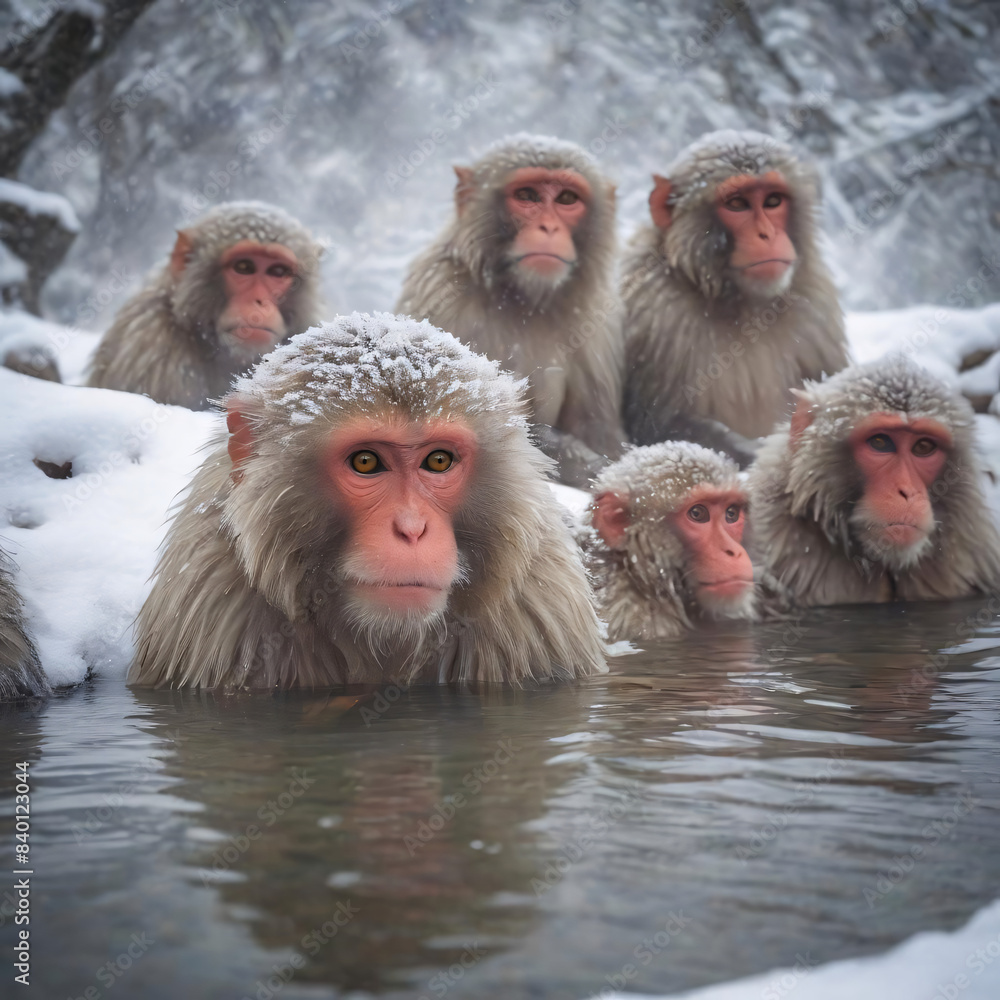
847 303 1000 392
600 897 1000 1000
0 178 81 232
0 369 217 686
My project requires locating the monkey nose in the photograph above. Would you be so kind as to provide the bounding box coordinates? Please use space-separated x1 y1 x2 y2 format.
393 511 427 544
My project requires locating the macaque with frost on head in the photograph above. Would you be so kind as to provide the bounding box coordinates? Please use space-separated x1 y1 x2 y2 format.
128 312 606 689
749 357 1000 607
583 442 756 642
622 130 848 464
88 201 324 409
396 133 625 489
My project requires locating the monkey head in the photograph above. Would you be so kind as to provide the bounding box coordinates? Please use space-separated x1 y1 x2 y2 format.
781 358 976 574
168 201 324 363
590 442 755 623
451 134 616 310
222 312 550 652
647 130 821 302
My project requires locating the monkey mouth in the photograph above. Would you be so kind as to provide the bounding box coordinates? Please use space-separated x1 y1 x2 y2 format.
349 579 449 613
880 523 927 548
698 577 754 598
737 259 794 273
515 253 575 276
225 325 280 347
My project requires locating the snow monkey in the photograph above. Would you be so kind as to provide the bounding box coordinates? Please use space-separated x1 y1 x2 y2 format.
622 130 848 463
749 358 1000 607
583 442 755 642
0 546 49 700
396 133 625 489
129 313 607 689
88 201 324 409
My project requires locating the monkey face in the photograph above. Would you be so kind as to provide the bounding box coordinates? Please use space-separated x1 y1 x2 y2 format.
847 415 950 570
672 488 755 618
216 239 299 359
501 167 591 295
323 418 478 629
715 172 798 299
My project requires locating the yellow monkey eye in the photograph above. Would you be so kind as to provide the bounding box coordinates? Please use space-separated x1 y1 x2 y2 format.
423 450 453 473
350 451 381 474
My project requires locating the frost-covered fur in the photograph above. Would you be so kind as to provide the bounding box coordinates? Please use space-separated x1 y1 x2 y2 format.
0 546 50 700
749 358 1000 606
130 312 607 689
623 130 847 443
396 133 624 488
582 442 755 641
88 201 324 409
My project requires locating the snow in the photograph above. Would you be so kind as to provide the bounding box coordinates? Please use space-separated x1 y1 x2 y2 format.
0 178 81 232
0 68 23 97
599 896 1000 1000
0 241 27 286
0 368 216 687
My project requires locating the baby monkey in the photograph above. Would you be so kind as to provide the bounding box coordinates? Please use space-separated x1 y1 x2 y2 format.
583 442 755 642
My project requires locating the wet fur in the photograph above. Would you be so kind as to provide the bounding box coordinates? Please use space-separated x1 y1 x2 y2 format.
582 442 755 641
88 201 324 409
623 130 848 444
0 547 50 700
749 358 1000 606
129 313 607 689
396 134 625 486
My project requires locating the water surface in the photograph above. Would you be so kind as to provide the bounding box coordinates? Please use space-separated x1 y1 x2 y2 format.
3 601 1000 998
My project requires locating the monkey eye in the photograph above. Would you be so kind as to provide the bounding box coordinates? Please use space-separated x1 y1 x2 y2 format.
232 258 257 275
866 434 896 453
912 438 938 457
763 192 786 208
422 450 454 473
350 450 384 475
687 504 710 523
555 189 580 205
514 187 541 202
723 195 750 211
266 263 292 278
725 504 741 523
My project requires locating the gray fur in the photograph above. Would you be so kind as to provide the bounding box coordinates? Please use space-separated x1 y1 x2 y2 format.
129 312 607 689
88 201 324 409
749 357 1000 607
0 546 50 700
583 442 755 642
622 129 848 445
396 133 625 488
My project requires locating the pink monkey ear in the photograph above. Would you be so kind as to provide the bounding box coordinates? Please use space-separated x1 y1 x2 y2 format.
453 166 476 217
169 229 194 279
788 389 816 452
592 491 631 549
649 174 673 229
226 408 255 483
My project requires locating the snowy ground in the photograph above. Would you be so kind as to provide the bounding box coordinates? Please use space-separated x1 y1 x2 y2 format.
2 302 1000 688
608 896 1000 1000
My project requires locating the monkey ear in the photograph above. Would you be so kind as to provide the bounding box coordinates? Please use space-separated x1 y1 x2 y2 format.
592 491 631 549
226 408 255 483
788 389 815 452
453 166 476 217
169 230 194 280
649 174 673 229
